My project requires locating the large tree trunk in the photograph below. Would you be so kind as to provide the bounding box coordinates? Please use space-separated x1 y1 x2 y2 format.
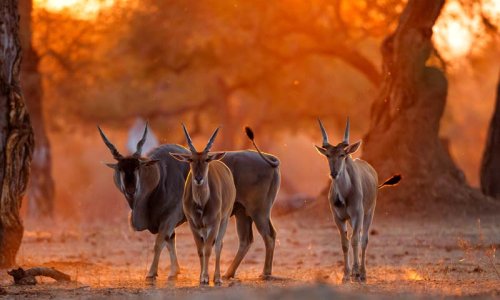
362 0 486 214
18 0 55 218
0 0 34 267
480 76 500 199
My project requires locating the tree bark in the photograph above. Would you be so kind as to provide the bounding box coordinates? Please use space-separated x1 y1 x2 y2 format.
18 0 55 218
0 0 34 267
480 76 500 199
362 0 486 214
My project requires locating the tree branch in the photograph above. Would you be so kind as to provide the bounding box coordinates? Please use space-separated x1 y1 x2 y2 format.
8 267 71 285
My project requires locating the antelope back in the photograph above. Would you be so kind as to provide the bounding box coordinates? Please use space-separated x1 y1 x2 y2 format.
207 160 236 213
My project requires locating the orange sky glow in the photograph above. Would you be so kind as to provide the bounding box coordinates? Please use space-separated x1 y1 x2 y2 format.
33 0 116 19
432 0 499 60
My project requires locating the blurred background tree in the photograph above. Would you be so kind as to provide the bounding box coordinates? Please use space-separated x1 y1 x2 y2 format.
35 0 405 143
481 76 500 198
362 0 485 212
19 0 55 219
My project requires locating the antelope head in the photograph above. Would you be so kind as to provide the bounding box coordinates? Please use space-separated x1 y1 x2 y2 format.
169 124 225 185
98 123 159 211
315 117 361 180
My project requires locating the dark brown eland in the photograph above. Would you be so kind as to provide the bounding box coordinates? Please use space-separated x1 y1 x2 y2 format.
315 118 401 282
98 123 189 280
99 124 281 281
170 125 236 285
221 126 280 280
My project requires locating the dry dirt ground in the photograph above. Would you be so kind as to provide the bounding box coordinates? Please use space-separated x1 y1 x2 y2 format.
0 210 499 299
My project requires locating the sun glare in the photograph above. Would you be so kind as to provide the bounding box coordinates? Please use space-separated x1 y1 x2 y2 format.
482 0 500 24
433 0 499 61
34 0 115 19
433 1 475 60
435 19 473 58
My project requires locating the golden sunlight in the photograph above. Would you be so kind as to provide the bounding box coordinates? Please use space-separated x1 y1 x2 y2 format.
433 0 499 61
405 269 424 281
433 1 476 60
437 19 473 58
34 0 115 19
482 0 500 23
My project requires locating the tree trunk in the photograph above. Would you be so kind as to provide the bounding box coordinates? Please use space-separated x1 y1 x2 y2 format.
480 76 500 199
362 0 486 214
0 0 35 267
18 0 55 218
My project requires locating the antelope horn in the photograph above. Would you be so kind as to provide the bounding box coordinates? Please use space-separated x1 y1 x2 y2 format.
182 123 197 152
204 127 220 152
343 117 350 144
97 126 123 160
317 118 329 147
133 122 149 158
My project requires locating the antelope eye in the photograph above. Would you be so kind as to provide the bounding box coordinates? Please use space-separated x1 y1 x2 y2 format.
340 154 346 158
205 159 210 162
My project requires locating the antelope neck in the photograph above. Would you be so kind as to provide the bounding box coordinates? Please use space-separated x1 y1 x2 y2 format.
192 179 210 207
333 160 352 200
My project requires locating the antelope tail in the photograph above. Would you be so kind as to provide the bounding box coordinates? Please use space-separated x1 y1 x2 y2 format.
378 174 402 189
245 127 279 168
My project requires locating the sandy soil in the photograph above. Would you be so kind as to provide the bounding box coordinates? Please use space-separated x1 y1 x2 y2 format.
0 211 499 299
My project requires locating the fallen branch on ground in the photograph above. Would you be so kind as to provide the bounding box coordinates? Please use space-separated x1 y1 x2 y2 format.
7 267 71 285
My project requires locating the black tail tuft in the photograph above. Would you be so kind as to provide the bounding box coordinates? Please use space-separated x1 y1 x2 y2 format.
244 126 279 168
385 174 402 185
379 174 402 188
245 126 255 141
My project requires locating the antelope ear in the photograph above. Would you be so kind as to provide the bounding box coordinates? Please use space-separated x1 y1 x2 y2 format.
141 159 160 166
105 163 117 169
344 141 361 154
315 145 328 156
169 152 191 162
208 151 226 161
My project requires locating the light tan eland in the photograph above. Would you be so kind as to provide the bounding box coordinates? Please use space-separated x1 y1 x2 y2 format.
315 118 401 282
170 125 236 285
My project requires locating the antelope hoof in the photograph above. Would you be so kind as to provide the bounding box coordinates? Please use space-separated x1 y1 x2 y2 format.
200 274 209 285
342 275 350 283
145 274 157 282
259 273 273 281
214 277 223 286
168 267 180 280
259 274 283 281
167 274 178 281
222 273 234 280
359 268 366 282
351 266 360 279
351 273 361 282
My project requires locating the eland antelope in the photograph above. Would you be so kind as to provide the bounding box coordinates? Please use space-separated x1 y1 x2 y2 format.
99 123 280 281
170 125 236 285
98 123 189 280
315 118 401 282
